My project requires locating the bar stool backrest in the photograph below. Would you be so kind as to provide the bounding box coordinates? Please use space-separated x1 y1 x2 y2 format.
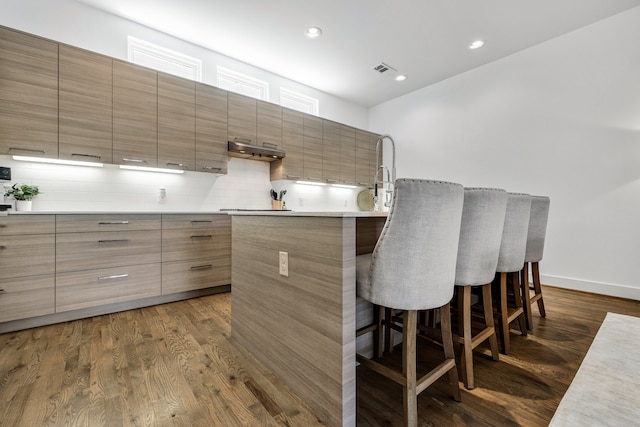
455 188 508 286
361 178 464 311
525 196 551 263
496 193 532 273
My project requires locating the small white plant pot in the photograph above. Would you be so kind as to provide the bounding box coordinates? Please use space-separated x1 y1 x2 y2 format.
15 200 32 212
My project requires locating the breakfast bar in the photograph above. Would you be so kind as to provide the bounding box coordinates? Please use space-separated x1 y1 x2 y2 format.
230 211 387 427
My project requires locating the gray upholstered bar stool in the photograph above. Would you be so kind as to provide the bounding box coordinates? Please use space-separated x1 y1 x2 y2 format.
521 195 551 330
493 192 531 354
355 179 464 426
454 188 507 390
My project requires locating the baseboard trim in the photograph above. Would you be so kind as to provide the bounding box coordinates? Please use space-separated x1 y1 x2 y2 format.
541 274 640 300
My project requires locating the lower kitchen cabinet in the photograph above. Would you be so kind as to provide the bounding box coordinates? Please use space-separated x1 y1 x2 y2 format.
161 214 231 294
162 259 230 294
56 263 161 312
0 212 231 332
0 274 55 323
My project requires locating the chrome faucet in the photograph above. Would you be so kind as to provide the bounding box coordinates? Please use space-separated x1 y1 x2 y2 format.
373 134 396 208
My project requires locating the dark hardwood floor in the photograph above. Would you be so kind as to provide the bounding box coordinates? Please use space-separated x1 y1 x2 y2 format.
1 285 639 426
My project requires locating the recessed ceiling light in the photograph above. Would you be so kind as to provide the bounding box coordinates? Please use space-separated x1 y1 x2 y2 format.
469 40 485 50
304 27 323 39
395 74 407 82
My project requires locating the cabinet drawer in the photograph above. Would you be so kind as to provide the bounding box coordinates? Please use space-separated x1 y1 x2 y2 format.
56 230 161 273
162 214 230 230
0 234 55 279
56 263 161 312
0 274 55 323
0 215 55 235
162 258 230 294
162 228 231 262
56 214 160 233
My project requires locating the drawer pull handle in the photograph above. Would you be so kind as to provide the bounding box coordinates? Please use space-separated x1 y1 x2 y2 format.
190 264 213 271
122 158 148 164
9 147 46 154
166 162 189 168
0 245 5 250
98 221 130 225
286 175 301 179
190 220 212 224
71 153 101 160
98 239 130 244
202 166 222 172
190 235 212 239
98 274 129 280
0 224 6 228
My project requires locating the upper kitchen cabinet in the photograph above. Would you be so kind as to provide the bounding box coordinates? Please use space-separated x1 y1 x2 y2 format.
113 60 158 168
257 101 282 149
355 130 372 186
158 73 196 171
339 124 356 185
270 109 303 181
0 27 58 158
196 83 228 174
228 92 257 144
302 114 323 182
59 45 113 164
322 120 341 184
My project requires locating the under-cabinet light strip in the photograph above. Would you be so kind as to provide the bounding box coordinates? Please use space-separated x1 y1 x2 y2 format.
119 165 184 174
12 155 104 168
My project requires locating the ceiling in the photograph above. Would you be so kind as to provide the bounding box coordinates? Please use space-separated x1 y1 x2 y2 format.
76 0 640 107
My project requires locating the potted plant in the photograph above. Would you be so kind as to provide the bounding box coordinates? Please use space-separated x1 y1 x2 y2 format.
4 183 40 211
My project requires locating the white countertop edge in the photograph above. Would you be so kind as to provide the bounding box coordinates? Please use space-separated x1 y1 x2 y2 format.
2 210 387 217
227 211 388 217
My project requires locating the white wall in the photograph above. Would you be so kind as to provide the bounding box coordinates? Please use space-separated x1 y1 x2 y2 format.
0 0 370 212
369 7 640 299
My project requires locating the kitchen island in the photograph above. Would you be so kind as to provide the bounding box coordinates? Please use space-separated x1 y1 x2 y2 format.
230 211 387 427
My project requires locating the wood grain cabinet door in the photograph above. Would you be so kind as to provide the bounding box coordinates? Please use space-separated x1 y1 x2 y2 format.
158 73 195 171
59 44 113 164
322 120 341 184
113 60 158 167
271 108 303 181
355 130 372 187
195 83 228 174
302 114 323 182
257 100 282 149
0 27 58 157
228 92 257 144
339 124 356 185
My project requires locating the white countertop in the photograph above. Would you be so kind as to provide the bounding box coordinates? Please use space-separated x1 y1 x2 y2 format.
2 210 386 217
226 210 388 218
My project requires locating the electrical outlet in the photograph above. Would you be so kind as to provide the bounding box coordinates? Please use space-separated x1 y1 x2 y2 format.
279 251 289 277
158 188 166 203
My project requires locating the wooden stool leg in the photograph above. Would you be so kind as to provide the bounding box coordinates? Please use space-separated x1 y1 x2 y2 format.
385 307 393 354
440 303 462 401
375 305 384 358
402 310 418 426
511 272 528 336
532 262 546 317
499 272 510 354
521 262 534 330
460 286 474 389
481 283 499 361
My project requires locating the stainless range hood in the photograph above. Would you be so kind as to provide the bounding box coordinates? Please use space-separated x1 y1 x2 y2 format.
228 139 285 162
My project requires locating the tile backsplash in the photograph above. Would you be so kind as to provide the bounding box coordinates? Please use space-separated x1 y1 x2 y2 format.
1 155 367 212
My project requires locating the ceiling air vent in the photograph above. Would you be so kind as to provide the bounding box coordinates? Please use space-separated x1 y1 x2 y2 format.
372 62 396 74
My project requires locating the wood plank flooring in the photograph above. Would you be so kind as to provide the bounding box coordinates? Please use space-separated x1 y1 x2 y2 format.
1 285 639 426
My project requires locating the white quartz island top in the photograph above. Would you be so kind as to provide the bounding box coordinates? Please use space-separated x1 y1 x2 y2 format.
225 210 388 217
